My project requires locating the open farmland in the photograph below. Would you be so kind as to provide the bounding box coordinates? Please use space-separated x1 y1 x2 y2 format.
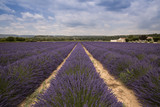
0 42 76 106
83 42 160 106
0 42 160 107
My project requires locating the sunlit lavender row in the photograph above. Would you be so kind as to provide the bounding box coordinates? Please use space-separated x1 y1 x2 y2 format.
35 43 122 107
82 42 160 106
0 42 76 106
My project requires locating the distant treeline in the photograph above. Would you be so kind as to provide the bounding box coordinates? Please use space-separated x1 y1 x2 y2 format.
125 34 160 42
0 33 160 42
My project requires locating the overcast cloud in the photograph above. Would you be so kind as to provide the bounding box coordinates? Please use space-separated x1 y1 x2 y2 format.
0 0 160 35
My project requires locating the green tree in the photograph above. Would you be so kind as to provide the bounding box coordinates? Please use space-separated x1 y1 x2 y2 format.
139 35 147 40
6 37 15 41
153 37 160 42
16 37 25 41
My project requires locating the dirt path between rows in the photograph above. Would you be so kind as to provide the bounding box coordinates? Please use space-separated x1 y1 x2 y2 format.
18 45 77 107
83 46 142 107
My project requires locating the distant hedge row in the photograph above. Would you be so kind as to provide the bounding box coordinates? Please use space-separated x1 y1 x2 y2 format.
0 37 25 42
0 34 160 42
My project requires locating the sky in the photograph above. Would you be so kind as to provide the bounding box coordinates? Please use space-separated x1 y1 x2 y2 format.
0 0 160 35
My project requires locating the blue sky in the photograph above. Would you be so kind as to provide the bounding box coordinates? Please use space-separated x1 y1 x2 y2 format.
0 0 160 35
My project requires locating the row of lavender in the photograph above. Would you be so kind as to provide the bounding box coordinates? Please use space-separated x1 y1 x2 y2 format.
0 42 76 106
35 43 122 106
0 42 71 66
82 42 160 106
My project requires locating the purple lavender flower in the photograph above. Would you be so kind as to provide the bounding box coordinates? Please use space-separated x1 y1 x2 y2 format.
35 43 122 107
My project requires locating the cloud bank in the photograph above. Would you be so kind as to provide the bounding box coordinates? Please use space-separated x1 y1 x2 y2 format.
0 0 160 35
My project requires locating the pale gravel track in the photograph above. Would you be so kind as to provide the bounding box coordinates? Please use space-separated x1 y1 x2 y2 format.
18 44 77 107
83 45 142 107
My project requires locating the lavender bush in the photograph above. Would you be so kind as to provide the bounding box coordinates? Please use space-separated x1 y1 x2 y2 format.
35 43 122 107
130 68 160 106
0 42 76 106
82 42 160 106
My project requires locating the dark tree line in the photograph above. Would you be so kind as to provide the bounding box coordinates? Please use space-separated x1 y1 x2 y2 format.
0 34 160 42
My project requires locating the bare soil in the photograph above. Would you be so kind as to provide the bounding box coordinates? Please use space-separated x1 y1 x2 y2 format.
83 46 142 107
18 45 77 107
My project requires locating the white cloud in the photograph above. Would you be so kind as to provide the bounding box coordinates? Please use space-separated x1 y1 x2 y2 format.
48 16 54 20
0 14 15 21
21 12 44 19
0 0 160 35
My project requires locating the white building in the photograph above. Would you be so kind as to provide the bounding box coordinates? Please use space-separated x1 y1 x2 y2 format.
146 36 154 42
110 40 118 42
110 38 126 42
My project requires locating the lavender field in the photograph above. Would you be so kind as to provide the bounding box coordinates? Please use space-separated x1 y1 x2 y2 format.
35 43 122 106
83 42 160 106
0 42 160 107
0 42 76 106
